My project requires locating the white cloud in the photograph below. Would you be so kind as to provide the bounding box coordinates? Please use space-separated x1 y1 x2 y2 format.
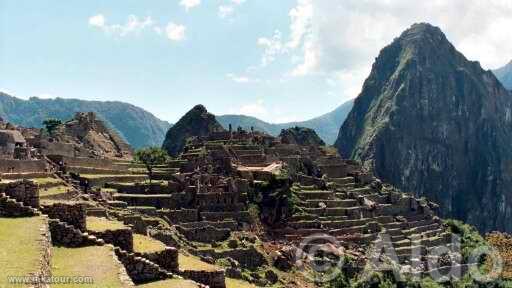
180 0 201 11
166 22 186 41
287 0 512 76
218 0 246 19
228 99 299 123
287 0 312 49
257 30 288 67
252 0 512 102
228 99 268 120
218 5 235 18
226 73 260 83
88 14 105 27
89 14 154 37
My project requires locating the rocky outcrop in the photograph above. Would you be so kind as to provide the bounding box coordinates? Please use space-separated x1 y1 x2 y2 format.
162 105 225 156
40 112 134 159
335 23 512 233
493 60 512 90
279 126 325 146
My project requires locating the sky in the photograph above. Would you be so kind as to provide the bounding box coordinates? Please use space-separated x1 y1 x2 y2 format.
1 0 512 124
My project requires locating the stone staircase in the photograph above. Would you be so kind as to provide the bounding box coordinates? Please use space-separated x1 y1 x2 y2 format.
0 192 40 217
48 218 106 247
281 175 462 270
113 246 176 283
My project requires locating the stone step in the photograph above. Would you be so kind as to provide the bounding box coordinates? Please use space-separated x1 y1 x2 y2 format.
289 214 350 222
233 149 263 156
297 185 321 191
321 218 373 229
302 207 353 217
296 191 335 200
403 223 440 236
328 177 355 185
347 187 374 195
301 199 359 208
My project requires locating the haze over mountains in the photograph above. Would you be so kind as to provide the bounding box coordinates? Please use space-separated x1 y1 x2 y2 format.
0 91 354 148
336 23 512 233
0 92 171 149
493 60 512 90
217 99 354 145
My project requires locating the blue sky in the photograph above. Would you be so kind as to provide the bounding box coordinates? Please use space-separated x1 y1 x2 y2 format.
2 0 512 123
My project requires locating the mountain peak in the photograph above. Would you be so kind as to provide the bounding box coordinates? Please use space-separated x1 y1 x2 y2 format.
191 104 208 114
396 23 450 51
336 24 512 233
162 104 225 156
402 23 443 37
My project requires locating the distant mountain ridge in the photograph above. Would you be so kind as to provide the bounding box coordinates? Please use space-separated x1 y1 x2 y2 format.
493 60 512 90
217 99 354 144
0 92 171 149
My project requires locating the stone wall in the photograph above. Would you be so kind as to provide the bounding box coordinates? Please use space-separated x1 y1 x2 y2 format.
196 192 240 210
105 182 181 195
39 140 76 158
114 193 191 210
141 247 179 272
117 214 161 234
41 202 86 231
176 225 230 243
34 216 52 288
158 209 199 224
147 227 181 249
0 193 38 217
114 247 170 284
200 211 251 223
196 246 268 270
47 155 128 171
0 180 39 208
49 218 84 246
0 159 48 173
180 270 225 288
91 228 134 252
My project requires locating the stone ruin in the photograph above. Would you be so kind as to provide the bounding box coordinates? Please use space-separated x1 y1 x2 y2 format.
0 121 488 287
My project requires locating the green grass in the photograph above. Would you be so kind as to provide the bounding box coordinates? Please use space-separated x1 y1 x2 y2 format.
52 246 125 288
0 216 46 288
32 177 65 185
81 174 147 179
178 253 220 272
226 278 257 288
133 234 166 253
137 278 200 288
86 217 127 232
39 185 70 197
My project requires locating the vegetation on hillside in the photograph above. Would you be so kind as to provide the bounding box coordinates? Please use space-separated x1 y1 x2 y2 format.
0 92 170 148
134 147 168 182
42 118 62 135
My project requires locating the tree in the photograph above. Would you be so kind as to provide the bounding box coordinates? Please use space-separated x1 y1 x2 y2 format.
42 118 62 136
134 147 168 182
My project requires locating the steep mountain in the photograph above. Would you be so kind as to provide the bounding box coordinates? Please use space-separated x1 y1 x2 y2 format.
493 60 512 90
0 92 171 149
217 99 354 144
162 105 225 156
335 23 512 232
279 126 325 146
